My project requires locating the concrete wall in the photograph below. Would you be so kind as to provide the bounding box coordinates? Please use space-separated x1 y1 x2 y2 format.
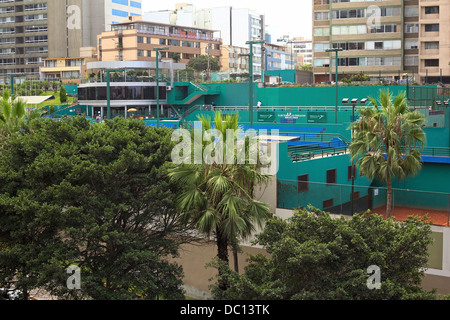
48 0 83 58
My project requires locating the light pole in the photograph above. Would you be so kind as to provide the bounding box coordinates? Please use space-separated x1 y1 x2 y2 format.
105 69 125 120
326 48 343 124
343 97 368 215
245 40 265 129
154 47 169 128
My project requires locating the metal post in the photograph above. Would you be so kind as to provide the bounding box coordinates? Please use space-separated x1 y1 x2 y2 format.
105 69 124 120
326 49 342 124
156 53 160 128
106 71 111 120
351 102 355 215
334 53 339 124
249 43 254 128
154 47 169 128
246 40 265 129
10 74 26 97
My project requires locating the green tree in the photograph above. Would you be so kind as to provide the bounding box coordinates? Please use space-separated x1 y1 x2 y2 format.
0 117 189 300
298 64 312 72
42 81 50 92
168 112 272 291
187 55 220 72
172 52 181 63
59 86 68 103
0 90 42 140
349 89 426 218
211 208 436 300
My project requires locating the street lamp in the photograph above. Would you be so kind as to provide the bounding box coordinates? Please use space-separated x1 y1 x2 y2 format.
326 48 343 124
343 97 369 215
245 40 265 129
154 47 169 128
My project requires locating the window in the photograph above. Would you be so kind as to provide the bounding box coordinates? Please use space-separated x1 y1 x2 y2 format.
424 59 439 67
326 169 337 184
323 199 334 209
168 39 180 46
314 58 330 67
425 24 439 32
405 40 418 50
137 36 144 43
404 6 419 17
314 43 330 52
314 11 329 21
405 23 419 33
425 42 439 50
298 175 309 192
314 27 330 37
425 6 439 14
404 55 418 66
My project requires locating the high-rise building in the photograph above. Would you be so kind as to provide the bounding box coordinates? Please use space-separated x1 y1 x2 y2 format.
0 0 142 80
144 4 266 76
312 0 449 84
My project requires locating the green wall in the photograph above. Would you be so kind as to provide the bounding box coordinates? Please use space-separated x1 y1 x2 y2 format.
390 163 450 211
276 142 373 213
199 83 409 108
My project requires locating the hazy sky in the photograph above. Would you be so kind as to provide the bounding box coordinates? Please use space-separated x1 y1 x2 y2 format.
141 0 313 41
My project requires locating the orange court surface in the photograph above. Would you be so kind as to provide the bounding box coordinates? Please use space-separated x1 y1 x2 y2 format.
372 206 450 227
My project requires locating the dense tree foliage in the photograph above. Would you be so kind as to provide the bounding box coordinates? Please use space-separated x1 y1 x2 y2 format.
187 55 220 72
211 208 437 300
0 117 189 300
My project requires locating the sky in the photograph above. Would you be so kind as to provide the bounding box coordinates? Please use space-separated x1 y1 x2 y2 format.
141 0 313 42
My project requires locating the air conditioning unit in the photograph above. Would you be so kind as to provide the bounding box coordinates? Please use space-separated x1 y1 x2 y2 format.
166 86 173 91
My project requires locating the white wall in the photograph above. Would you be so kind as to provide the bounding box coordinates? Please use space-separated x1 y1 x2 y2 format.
143 11 172 25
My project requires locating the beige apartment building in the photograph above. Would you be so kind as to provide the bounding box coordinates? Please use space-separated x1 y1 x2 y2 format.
312 0 450 84
97 17 222 67
220 45 250 75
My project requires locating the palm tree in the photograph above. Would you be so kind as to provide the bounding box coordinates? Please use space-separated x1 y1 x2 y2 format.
168 112 272 290
0 90 42 140
349 89 426 218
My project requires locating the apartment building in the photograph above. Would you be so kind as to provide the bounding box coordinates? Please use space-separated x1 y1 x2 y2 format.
97 17 222 66
0 0 141 80
220 45 249 75
291 37 313 66
265 42 295 71
312 0 449 84
40 57 84 83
